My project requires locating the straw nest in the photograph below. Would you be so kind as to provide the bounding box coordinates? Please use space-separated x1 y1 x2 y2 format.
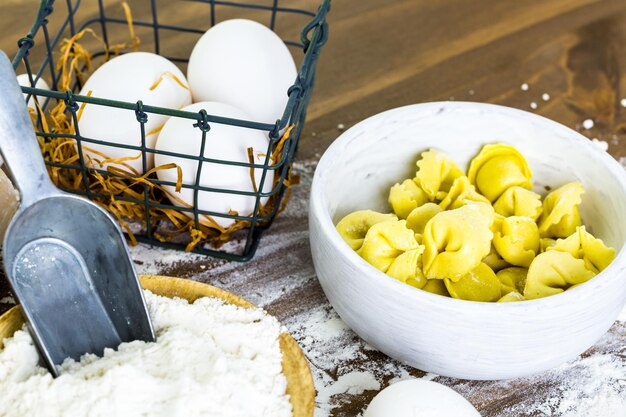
28 2 297 252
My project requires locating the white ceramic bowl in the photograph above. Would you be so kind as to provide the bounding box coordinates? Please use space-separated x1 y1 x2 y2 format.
309 102 626 380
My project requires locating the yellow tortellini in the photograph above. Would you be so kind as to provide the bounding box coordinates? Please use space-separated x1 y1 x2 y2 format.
422 204 494 281
498 291 525 302
357 220 421 273
540 238 556 252
336 210 398 250
496 267 527 296
438 176 490 210
537 182 584 238
444 262 501 302
389 179 429 219
422 279 450 296
406 203 443 234
335 144 616 303
387 247 427 288
547 226 615 273
414 150 464 201
467 144 532 202
483 244 511 272
493 186 542 221
524 251 596 299
492 215 540 267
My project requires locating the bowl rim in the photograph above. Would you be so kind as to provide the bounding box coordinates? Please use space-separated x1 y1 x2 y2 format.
310 101 626 311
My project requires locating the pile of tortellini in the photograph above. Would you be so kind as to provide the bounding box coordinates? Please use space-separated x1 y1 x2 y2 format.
336 144 616 302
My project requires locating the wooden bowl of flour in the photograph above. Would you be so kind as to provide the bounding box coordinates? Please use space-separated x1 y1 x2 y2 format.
0 275 315 417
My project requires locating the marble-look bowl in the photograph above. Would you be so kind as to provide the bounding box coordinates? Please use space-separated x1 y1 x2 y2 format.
309 102 626 380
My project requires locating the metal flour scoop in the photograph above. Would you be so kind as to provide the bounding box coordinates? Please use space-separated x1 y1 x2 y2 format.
0 52 155 376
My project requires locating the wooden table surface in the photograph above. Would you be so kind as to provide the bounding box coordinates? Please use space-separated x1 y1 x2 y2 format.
1 1 626 416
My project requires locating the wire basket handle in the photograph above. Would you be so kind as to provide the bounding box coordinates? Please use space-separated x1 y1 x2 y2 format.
13 0 55 68
300 0 330 51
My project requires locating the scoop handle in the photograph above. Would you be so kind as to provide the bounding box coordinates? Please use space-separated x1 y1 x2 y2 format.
0 51 58 208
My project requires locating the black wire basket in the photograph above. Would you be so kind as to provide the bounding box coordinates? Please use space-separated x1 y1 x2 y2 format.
11 0 330 261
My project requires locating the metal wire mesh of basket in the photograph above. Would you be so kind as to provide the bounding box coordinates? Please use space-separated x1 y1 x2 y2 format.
10 0 330 261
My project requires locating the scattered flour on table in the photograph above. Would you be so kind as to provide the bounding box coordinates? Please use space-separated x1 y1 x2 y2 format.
282 301 437 417
129 244 204 274
0 296 15 304
284 305 388 417
555 355 626 417
591 138 609 152
495 353 626 417
316 371 380 405
0 291 291 417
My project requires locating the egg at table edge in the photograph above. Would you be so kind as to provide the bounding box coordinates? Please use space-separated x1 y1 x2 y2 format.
364 379 481 417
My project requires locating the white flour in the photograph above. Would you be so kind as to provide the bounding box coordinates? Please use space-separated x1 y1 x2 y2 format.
492 348 626 417
582 119 595 129
0 296 14 304
317 371 381 405
555 355 626 417
591 138 609 152
0 291 291 417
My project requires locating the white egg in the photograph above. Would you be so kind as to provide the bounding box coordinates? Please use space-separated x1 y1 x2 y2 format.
155 101 274 229
77 52 192 174
16 73 50 111
187 19 297 125
7 75 50 166
364 380 481 417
